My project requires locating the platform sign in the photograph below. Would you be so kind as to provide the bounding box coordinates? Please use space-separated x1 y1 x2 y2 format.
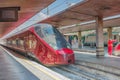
0 7 20 22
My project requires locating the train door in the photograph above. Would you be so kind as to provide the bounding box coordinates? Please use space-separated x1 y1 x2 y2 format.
24 32 36 50
28 33 37 51
24 32 37 57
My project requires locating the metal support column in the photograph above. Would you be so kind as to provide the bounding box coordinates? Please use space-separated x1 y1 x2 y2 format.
95 15 104 57
107 27 112 40
78 31 82 48
65 35 69 42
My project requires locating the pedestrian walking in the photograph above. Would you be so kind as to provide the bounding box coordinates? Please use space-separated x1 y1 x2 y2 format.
108 39 116 56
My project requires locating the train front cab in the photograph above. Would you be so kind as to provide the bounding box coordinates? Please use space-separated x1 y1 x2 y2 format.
33 23 75 65
56 48 74 64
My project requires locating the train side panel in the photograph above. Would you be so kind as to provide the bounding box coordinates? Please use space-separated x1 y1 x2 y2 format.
5 23 75 66
5 30 56 65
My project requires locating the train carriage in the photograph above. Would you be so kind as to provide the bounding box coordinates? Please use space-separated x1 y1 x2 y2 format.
6 23 75 66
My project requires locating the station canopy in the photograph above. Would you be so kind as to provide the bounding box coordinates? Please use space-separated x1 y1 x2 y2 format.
0 0 55 38
60 16 120 33
40 0 120 31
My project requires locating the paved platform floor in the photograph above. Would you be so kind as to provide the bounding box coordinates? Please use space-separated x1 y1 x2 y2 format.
75 51 120 70
0 47 39 80
0 46 71 80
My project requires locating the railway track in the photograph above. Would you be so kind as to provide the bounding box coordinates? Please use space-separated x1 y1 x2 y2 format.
74 61 120 80
56 66 96 80
51 64 109 80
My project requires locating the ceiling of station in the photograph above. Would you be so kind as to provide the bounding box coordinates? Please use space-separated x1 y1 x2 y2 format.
60 16 120 34
40 0 120 28
0 0 55 38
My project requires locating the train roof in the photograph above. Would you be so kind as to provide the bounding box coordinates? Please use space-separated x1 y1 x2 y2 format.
6 23 52 39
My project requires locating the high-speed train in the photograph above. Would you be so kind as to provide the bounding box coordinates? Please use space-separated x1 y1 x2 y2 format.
4 23 75 66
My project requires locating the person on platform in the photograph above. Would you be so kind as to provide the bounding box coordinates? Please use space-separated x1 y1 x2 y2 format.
108 39 116 56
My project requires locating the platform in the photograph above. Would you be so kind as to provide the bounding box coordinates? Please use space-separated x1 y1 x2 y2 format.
0 47 39 80
1 45 120 80
75 51 120 77
0 46 70 80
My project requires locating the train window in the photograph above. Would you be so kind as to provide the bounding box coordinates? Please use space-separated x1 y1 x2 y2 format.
27 34 37 49
12 40 16 45
35 26 44 38
16 39 19 46
7 40 12 45
19 39 24 48
35 24 71 50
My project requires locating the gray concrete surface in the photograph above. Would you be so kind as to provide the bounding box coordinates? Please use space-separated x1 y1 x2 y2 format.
0 47 40 80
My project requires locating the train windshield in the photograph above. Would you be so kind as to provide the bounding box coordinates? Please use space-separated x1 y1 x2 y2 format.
35 24 71 50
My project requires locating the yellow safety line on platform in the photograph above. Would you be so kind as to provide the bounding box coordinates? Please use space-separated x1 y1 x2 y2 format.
0 46 66 80
23 59 60 80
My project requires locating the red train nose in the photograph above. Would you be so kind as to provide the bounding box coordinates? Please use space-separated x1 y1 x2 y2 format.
55 48 75 64
56 48 73 54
